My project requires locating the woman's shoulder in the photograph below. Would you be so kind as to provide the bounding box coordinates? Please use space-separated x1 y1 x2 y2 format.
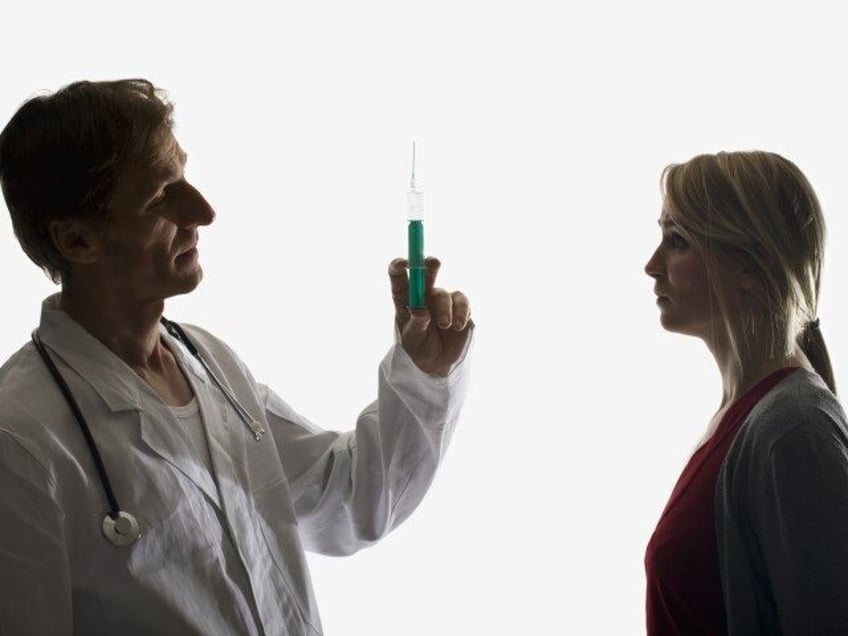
732 367 848 461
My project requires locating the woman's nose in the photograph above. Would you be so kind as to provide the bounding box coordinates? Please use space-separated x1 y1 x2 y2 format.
645 245 663 278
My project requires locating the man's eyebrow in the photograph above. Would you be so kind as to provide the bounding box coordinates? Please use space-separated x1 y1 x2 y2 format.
153 150 188 183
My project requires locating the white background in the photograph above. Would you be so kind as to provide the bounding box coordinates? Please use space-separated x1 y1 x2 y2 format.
1 2 847 634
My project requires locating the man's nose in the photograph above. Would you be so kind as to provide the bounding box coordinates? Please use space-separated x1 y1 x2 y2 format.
177 180 216 227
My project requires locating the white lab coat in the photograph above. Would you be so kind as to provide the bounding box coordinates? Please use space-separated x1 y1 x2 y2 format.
0 296 471 635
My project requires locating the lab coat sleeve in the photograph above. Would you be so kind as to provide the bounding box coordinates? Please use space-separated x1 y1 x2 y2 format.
0 430 73 636
258 334 472 556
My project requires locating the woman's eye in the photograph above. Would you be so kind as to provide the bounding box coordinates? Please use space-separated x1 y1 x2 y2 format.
669 232 687 248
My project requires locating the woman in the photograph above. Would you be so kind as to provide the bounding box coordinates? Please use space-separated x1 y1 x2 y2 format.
644 151 848 634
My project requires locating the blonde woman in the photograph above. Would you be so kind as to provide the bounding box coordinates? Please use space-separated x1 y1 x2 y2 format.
643 151 848 634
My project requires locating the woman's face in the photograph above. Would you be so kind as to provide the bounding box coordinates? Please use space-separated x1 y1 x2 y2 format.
644 211 724 341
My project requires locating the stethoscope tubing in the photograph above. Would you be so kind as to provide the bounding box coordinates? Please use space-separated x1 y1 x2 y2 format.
160 318 265 439
31 331 122 520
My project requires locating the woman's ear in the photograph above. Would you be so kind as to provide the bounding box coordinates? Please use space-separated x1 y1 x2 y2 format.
736 251 773 292
48 217 101 266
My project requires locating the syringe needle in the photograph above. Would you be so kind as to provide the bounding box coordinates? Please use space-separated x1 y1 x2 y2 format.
411 141 416 189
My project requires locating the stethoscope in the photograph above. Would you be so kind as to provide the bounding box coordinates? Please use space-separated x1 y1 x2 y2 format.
31 317 266 547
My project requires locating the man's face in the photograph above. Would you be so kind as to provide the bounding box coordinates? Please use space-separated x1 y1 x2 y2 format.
92 137 215 302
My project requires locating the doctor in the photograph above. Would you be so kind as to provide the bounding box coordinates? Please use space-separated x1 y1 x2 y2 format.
0 79 472 635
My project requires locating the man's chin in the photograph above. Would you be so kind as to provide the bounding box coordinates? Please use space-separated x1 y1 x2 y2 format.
166 267 203 298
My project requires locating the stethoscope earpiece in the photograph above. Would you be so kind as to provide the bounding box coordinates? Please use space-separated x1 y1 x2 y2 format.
102 511 141 546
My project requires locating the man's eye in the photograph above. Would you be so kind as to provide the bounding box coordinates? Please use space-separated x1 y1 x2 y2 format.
149 190 167 207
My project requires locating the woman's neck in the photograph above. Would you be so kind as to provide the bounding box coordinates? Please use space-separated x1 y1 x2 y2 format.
710 342 810 409
691 340 809 453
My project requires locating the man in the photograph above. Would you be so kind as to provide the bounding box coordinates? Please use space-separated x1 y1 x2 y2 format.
0 79 472 635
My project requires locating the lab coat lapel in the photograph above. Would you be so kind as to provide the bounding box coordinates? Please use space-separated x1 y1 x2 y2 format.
200 384 250 513
159 327 245 514
137 399 223 510
158 322 254 536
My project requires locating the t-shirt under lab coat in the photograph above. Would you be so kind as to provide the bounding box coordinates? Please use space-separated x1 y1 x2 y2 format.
0 295 472 635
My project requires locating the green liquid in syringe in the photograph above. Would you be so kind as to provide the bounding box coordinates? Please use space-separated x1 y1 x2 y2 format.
408 219 425 308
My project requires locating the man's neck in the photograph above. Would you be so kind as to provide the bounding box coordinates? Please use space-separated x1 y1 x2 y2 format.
59 283 165 370
58 283 195 407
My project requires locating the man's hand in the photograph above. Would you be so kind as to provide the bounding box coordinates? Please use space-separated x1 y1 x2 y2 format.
389 256 472 377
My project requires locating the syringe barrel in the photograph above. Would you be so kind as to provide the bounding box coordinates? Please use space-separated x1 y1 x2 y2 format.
408 219 426 308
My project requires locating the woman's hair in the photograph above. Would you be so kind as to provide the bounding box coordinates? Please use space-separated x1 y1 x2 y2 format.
0 79 175 283
662 151 835 394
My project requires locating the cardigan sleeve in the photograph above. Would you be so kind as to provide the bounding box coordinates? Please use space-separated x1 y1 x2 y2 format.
746 410 848 634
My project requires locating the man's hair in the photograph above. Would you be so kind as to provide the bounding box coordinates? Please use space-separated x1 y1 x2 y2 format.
662 151 835 393
0 79 175 282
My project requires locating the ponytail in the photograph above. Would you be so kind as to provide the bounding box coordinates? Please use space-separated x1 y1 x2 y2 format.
800 320 836 395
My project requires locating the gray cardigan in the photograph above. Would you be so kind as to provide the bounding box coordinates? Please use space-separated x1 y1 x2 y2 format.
716 368 848 634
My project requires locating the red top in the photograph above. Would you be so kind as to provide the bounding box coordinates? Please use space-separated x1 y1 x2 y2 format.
644 367 799 635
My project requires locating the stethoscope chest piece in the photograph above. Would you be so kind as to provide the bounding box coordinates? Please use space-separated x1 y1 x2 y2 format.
102 511 141 547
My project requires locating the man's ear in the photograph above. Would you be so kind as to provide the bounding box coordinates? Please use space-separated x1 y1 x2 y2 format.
738 267 757 291
47 217 101 266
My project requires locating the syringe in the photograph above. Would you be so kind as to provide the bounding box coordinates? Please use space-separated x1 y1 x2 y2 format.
407 142 426 309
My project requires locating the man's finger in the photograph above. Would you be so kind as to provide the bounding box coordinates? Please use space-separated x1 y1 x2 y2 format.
429 288 452 329
406 307 432 335
450 291 471 330
388 257 409 313
424 257 441 295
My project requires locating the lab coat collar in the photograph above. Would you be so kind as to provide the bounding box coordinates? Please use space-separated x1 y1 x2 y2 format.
36 294 208 413
37 295 228 511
